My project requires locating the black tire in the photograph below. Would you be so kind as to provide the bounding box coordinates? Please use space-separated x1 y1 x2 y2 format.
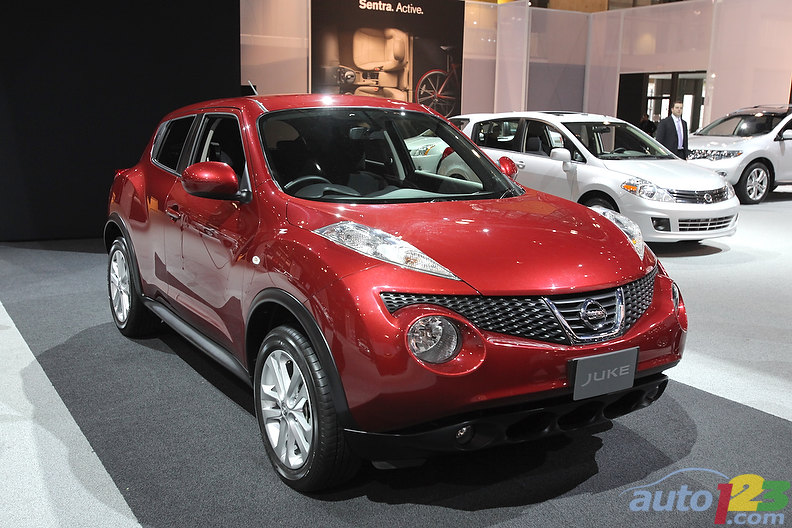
107 237 161 337
582 195 618 212
736 161 771 204
254 325 359 492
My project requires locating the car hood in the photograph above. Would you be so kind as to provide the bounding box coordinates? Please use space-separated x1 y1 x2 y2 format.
688 135 752 149
286 192 653 296
601 159 726 191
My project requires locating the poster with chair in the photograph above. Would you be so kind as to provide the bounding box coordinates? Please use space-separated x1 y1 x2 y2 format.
311 0 464 117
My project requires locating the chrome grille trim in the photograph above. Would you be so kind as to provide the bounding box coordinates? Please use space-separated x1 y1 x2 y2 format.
380 268 657 345
667 187 730 204
544 289 625 343
678 215 735 231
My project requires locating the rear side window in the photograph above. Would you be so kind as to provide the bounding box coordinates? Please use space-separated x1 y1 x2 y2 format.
152 116 195 171
449 118 469 130
472 119 521 152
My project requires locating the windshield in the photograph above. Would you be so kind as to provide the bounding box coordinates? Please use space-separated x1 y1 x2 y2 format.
562 121 675 160
696 113 785 137
259 108 521 203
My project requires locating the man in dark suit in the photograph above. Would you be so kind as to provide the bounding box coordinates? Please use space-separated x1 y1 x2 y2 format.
655 101 688 159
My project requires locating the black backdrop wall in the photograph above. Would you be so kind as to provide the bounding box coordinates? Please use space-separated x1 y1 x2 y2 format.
0 2 241 241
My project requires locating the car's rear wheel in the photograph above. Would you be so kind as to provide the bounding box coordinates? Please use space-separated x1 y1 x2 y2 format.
254 325 359 492
107 237 161 337
736 161 770 204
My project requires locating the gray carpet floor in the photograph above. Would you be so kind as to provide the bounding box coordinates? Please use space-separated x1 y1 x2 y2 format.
1 189 791 527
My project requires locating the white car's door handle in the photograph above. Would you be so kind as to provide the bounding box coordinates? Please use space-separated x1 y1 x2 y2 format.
516 161 525 169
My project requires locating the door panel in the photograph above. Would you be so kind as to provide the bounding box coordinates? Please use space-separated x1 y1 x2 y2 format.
166 113 258 351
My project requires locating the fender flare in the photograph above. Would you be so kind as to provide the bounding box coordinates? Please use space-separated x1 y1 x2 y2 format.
104 214 146 299
247 288 358 429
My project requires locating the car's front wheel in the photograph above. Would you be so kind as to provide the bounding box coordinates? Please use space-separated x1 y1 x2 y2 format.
254 325 359 492
582 195 618 211
736 161 771 204
107 237 161 337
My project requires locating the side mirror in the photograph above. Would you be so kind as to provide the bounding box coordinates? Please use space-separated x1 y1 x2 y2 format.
780 129 792 141
550 148 575 172
182 162 248 201
498 156 518 179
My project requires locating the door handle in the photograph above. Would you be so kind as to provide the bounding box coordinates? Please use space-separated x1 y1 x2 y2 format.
166 205 181 221
516 161 525 169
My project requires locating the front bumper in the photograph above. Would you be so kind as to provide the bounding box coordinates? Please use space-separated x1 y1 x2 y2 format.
344 371 671 460
620 194 740 242
309 264 685 434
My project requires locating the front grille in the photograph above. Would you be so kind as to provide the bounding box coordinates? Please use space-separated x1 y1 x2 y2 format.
668 187 730 204
678 215 735 231
380 268 657 345
380 293 567 343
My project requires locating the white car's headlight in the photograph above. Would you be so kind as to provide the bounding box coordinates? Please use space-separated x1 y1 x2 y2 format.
590 207 645 259
410 145 435 157
688 149 743 161
621 177 674 202
724 181 736 199
315 221 459 280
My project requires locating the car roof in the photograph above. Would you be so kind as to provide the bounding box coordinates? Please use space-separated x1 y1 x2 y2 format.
454 111 626 124
729 104 792 116
165 93 434 119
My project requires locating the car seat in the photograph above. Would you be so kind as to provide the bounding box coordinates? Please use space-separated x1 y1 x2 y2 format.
351 28 410 100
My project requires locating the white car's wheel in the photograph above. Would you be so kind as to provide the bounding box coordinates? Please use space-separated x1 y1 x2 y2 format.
737 161 770 204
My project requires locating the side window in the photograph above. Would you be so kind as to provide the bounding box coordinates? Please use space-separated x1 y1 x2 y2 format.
152 116 195 172
192 114 247 178
526 120 585 162
472 119 521 152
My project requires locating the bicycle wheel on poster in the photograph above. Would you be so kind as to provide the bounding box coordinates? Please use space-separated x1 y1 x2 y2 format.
416 69 458 118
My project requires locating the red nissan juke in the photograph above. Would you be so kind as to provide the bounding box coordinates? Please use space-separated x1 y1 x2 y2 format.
105 94 686 491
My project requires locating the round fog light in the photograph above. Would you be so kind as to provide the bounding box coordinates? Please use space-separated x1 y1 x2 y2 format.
407 316 460 364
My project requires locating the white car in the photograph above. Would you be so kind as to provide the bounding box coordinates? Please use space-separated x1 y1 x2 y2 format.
452 112 740 242
688 104 792 204
405 129 475 180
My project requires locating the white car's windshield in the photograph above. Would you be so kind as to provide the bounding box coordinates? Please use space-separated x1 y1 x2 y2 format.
563 122 675 160
259 108 522 203
696 113 785 137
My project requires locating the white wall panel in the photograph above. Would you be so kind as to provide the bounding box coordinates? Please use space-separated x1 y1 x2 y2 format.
461 2 498 114
705 0 792 124
240 0 309 95
527 9 588 111
619 1 711 74
494 1 529 112
585 11 621 115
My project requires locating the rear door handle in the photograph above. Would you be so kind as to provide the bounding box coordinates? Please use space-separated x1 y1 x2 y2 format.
516 161 526 169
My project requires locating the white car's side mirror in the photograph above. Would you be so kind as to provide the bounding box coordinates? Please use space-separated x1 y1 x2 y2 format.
780 129 792 141
550 147 575 172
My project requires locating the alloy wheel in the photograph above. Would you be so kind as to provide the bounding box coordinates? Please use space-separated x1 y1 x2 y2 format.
746 166 769 201
259 349 313 469
109 250 131 324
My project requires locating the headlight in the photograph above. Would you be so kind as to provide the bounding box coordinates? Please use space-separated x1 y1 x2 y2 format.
688 149 743 161
407 316 460 363
621 177 673 202
590 207 645 259
410 145 435 157
315 221 459 280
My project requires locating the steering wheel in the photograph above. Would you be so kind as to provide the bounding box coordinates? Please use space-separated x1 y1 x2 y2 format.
612 147 627 154
284 175 331 191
